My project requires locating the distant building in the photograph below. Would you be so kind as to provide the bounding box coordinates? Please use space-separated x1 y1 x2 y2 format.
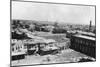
45 25 55 32
70 34 96 58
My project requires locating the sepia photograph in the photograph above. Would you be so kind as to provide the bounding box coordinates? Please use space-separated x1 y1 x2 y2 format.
11 0 96 67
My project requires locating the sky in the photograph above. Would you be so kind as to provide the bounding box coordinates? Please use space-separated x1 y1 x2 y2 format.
12 1 95 25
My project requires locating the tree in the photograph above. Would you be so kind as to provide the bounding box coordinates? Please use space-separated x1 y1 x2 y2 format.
52 28 66 34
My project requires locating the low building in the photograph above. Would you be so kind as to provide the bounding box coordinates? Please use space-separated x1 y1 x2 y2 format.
23 38 58 55
70 34 96 58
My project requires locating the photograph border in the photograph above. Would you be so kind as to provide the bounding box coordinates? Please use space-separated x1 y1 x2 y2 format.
10 0 96 67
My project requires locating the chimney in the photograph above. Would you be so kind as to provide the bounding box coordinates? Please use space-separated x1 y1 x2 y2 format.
89 20 92 32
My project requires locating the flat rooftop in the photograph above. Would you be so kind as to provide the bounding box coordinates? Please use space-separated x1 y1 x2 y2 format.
73 34 95 41
77 31 95 36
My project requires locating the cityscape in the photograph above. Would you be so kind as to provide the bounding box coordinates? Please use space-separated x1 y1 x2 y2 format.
11 1 96 67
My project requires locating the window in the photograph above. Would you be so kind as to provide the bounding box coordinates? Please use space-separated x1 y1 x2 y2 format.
12 48 14 51
16 47 18 50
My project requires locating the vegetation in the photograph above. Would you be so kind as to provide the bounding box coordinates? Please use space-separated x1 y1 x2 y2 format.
52 28 66 34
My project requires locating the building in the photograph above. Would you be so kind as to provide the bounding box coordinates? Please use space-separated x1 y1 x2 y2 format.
66 31 77 38
23 38 58 55
70 34 96 58
11 40 26 60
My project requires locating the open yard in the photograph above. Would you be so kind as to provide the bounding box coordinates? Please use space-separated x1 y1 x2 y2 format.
34 32 68 43
12 49 93 66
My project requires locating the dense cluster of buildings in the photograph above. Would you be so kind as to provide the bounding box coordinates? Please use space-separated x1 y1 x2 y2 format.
11 28 60 61
11 19 96 62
